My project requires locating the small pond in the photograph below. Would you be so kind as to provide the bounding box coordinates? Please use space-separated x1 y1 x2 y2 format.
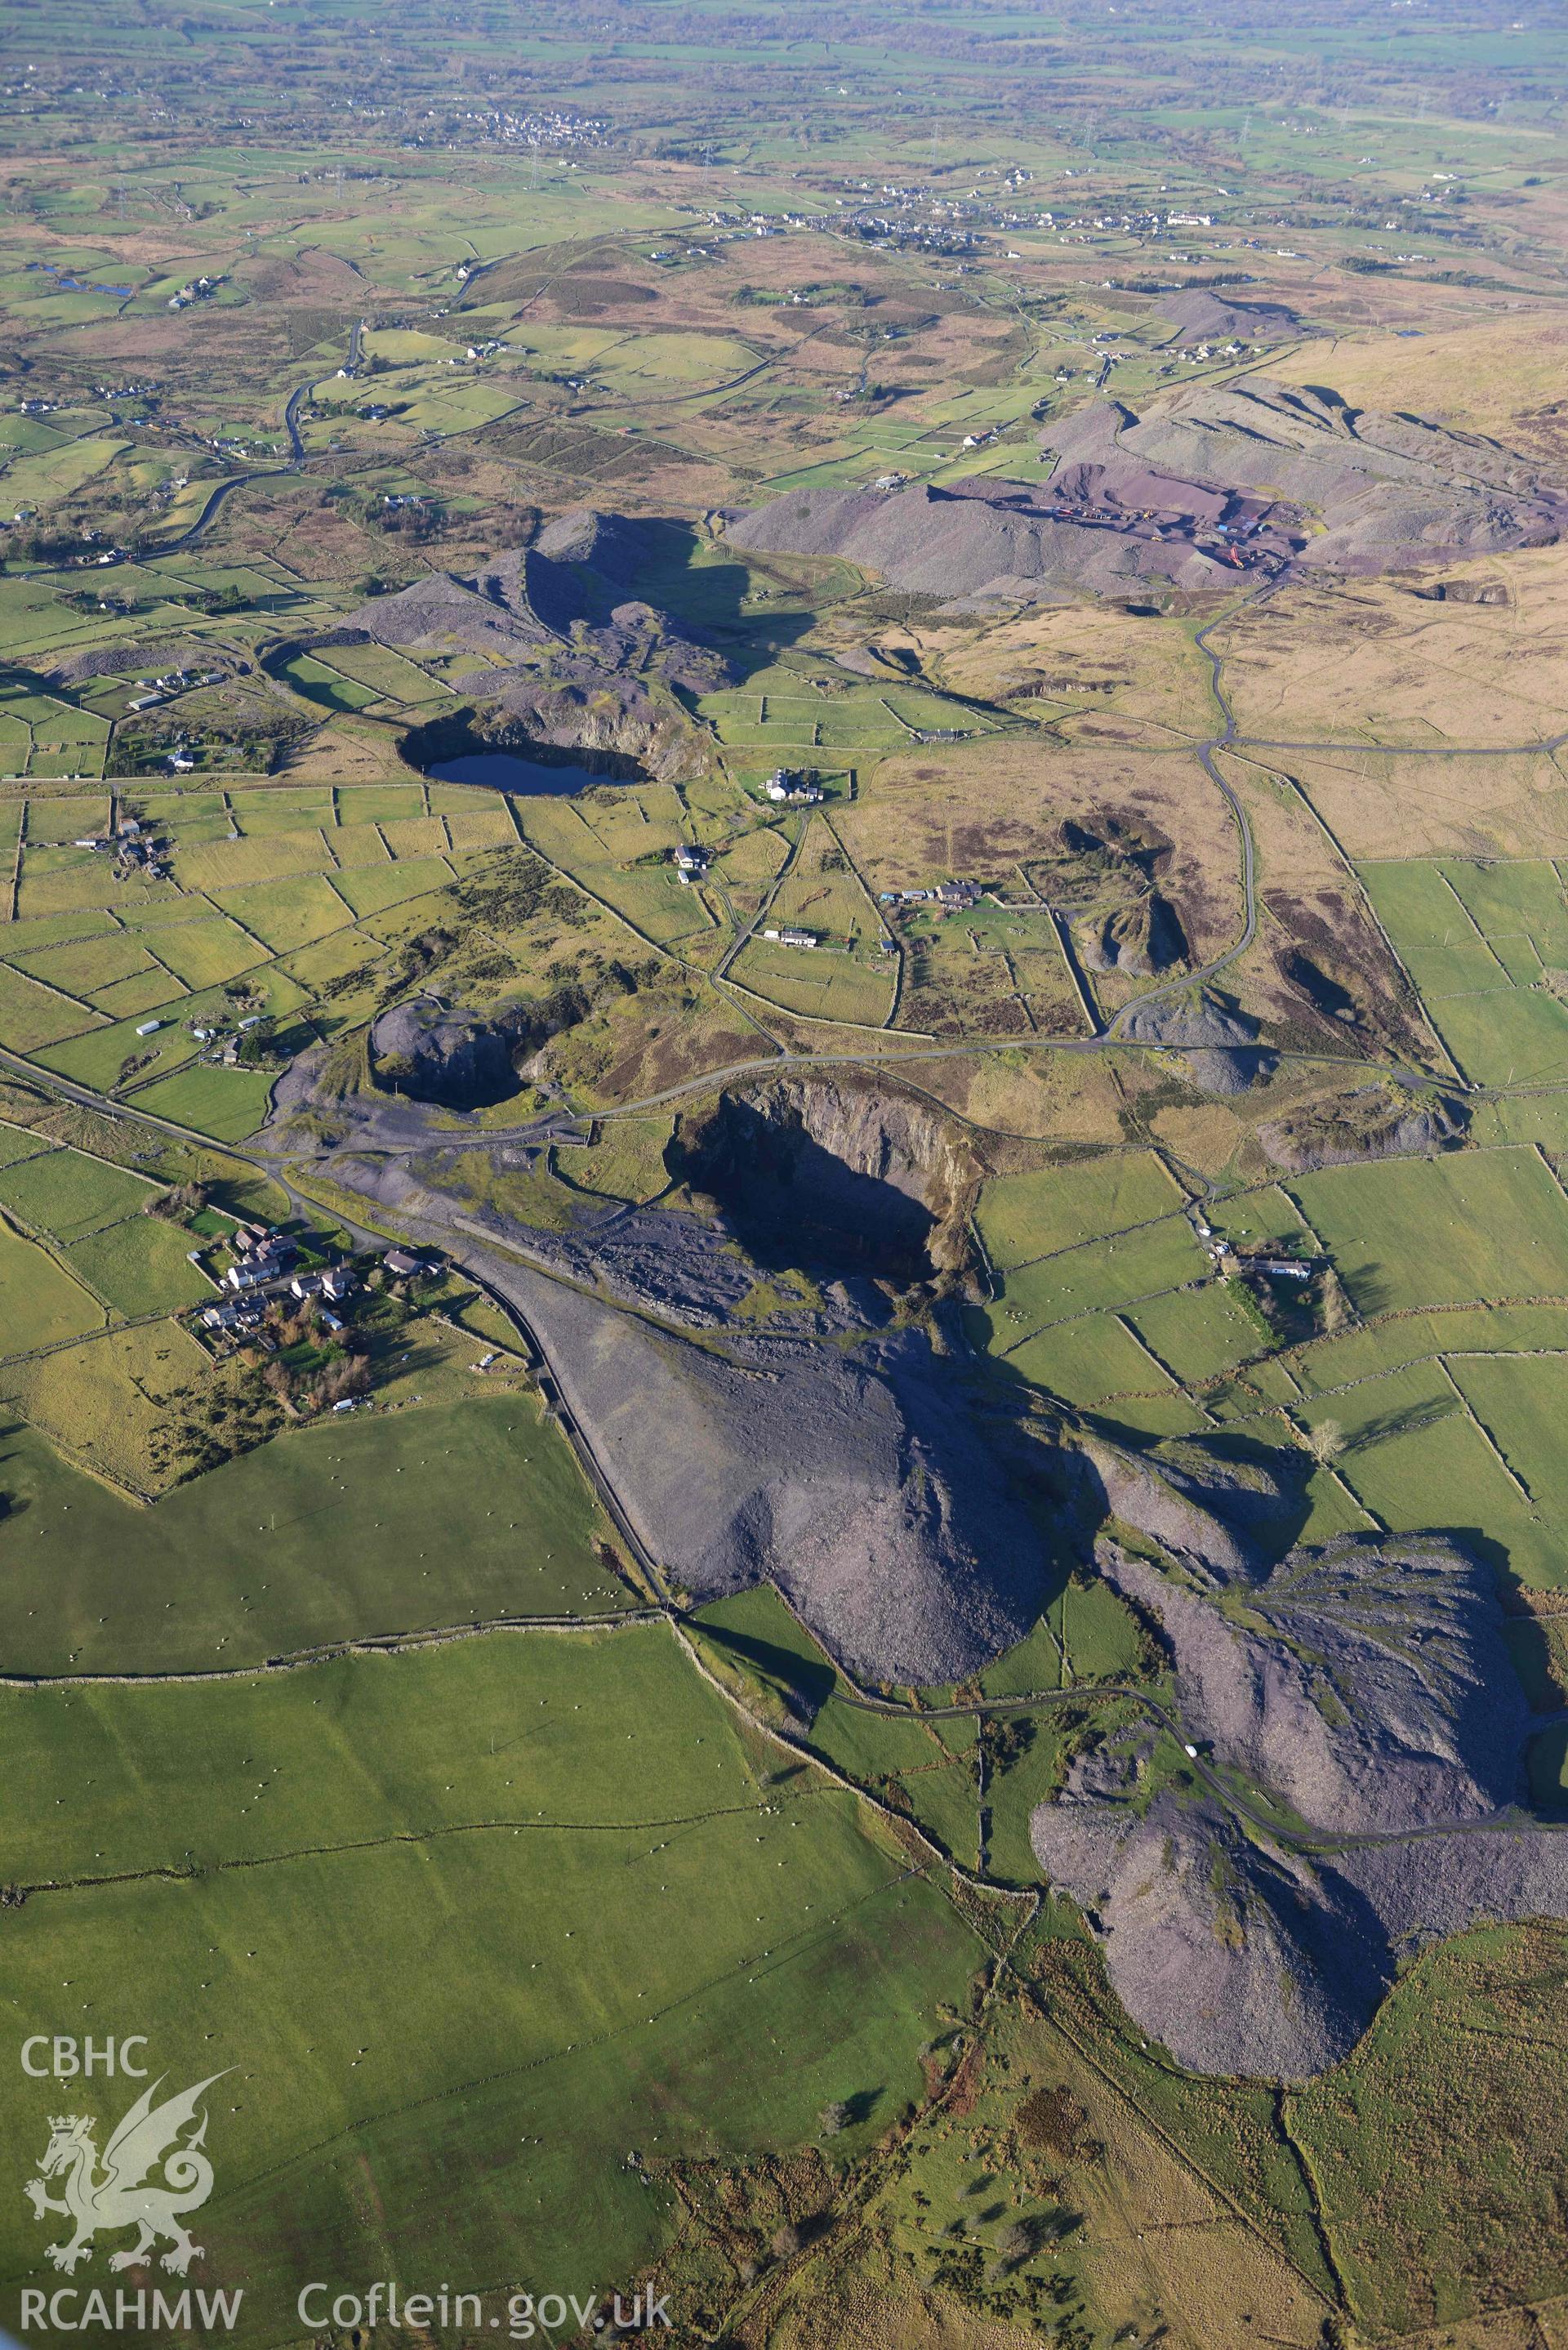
428 753 618 796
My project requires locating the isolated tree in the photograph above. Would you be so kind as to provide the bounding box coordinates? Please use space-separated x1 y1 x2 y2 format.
1306 1416 1346 1468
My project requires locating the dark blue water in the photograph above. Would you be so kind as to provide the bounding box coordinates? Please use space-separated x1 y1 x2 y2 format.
28 261 135 297
430 752 618 796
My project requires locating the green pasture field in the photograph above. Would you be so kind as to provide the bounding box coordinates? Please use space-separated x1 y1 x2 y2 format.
0 1625 766 1883
808 1694 958 1783
89 963 188 1019
1126 1280 1263 1383
229 788 336 835
176 828 337 894
1447 1353 1568 1585
15 854 160 921
1 905 119 951
690 1581 840 1697
279 925 386 990
1295 1364 1544 1579
989 1218 1207 1341
698 1618 984 1868
976 1149 1185 1270
0 1120 47 1168
379 814 450 861
731 936 894 1026
0 1394 629 1676
1289 1148 1568 1315
1205 1183 1318 1246
1361 858 1568 1082
553 1115 675 1206
1431 986 1568 1089
898 1752 981 1866
1293 1355 1458 1453
9 925 158 995
1286 1923 1568 2334
1472 1093 1568 1151
1004 1310 1181 1410
327 820 396 867
581 863 715 946
0 1143 158 1239
321 641 451 706
65 1212 215 1316
336 783 428 825
0 959 98 1051
212 872 352 952
1290 1301 1568 1396
281 651 380 712
984 1712 1081 1884
2 1317 211 1495
443 805 518 854
124 1062 278 1140
1056 1575 1152 1683
131 915 270 986
768 859 881 947
1444 859 1568 969
0 1214 105 1353
0 1650 981 2336
978 1617 1067 1700
330 854 452 918
34 1004 200 1091
12 792 109 845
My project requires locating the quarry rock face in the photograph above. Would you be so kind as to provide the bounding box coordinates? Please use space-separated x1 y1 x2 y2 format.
672 1076 979 1278
369 998 522 1109
728 377 1566 610
1042 381 1568 573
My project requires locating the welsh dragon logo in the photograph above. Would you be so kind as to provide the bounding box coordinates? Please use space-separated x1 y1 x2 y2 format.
24 2072 229 2276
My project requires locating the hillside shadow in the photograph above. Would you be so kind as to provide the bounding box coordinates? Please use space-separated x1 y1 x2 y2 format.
699 1621 838 1723
633 519 827 682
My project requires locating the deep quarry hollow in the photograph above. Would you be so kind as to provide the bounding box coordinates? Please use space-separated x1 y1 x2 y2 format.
668 1079 971 1285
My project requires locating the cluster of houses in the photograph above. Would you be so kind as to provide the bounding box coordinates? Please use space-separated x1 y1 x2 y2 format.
762 925 818 950
127 666 224 713
216 1223 300 1298
1192 1214 1316 1289
201 1234 440 1341
187 1006 266 1065
673 843 710 885
73 813 172 881
878 879 982 912
764 769 825 805
167 274 221 311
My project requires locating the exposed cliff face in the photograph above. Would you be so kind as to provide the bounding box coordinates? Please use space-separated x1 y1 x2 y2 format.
471 676 704 782
670 1076 980 1280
